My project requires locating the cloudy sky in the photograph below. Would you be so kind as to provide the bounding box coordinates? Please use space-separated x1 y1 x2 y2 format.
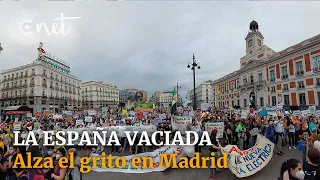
0 1 320 98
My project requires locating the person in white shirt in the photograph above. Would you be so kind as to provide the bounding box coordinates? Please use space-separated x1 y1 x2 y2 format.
274 117 285 156
314 134 320 152
287 118 297 150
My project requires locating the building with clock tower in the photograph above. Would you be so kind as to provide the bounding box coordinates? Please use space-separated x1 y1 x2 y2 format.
212 20 320 110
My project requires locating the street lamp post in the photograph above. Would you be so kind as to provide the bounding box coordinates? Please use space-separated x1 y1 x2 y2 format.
187 54 200 110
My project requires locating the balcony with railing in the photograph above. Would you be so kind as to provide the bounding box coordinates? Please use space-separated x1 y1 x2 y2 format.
316 80 320 87
30 82 35 87
282 87 289 92
297 84 305 89
270 78 276 82
270 88 276 93
50 85 54 89
55 87 59 91
281 74 288 80
313 66 320 73
42 83 47 87
295 70 304 76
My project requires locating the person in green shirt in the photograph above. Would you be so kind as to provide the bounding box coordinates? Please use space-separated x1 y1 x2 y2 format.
235 121 245 150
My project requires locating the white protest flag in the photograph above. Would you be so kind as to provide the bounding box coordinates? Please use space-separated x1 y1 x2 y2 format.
171 116 192 134
205 122 224 138
222 134 274 178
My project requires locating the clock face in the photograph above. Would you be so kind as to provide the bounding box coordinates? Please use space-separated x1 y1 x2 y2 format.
248 39 252 47
258 39 261 46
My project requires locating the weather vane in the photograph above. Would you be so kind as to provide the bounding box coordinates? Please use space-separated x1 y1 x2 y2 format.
0 43 3 54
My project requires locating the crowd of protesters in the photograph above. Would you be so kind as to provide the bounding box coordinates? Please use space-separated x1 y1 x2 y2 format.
0 105 319 179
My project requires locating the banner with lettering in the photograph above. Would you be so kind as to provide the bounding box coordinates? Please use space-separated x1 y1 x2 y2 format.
171 116 192 133
205 122 224 138
90 144 195 173
222 134 274 178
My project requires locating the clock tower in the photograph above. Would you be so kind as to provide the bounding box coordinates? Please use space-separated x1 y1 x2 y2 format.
245 20 264 55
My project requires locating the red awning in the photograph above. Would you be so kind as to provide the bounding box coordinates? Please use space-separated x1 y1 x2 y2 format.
6 111 30 115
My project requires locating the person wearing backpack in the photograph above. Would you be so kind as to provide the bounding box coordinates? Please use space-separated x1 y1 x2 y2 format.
10 154 31 180
304 147 320 180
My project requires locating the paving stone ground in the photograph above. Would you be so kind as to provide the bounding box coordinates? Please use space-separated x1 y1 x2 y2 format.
76 143 301 180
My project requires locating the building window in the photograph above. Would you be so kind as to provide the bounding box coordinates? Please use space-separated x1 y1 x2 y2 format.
281 66 288 78
272 96 276 106
283 84 289 90
316 78 320 86
270 70 275 81
244 99 247 107
296 61 304 73
298 81 305 89
299 93 306 105
243 78 247 85
314 55 320 68
260 97 264 107
284 95 290 105
271 86 276 92
258 73 263 82
317 92 320 105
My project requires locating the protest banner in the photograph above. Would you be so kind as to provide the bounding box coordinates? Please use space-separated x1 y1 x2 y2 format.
26 113 32 118
158 113 166 120
76 120 84 126
135 108 153 113
316 110 320 117
171 116 192 133
53 114 63 119
301 110 312 117
64 111 73 116
13 125 21 131
90 143 194 173
293 110 301 116
205 122 224 138
222 134 274 178
88 110 97 116
201 103 212 111
241 110 248 119
134 102 154 109
85 116 93 123
150 118 161 125
309 106 316 114
129 111 135 116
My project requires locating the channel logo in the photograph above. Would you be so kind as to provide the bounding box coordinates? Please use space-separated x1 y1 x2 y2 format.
8 9 39 46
